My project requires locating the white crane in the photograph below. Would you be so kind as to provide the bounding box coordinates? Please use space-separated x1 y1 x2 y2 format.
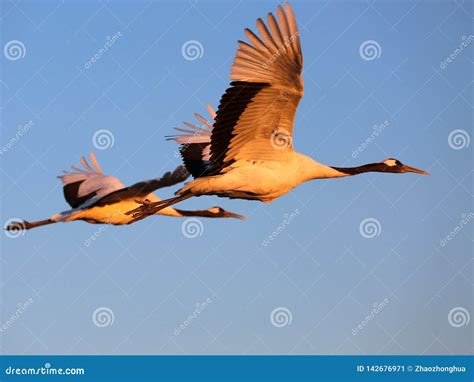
4 151 244 232
128 2 429 221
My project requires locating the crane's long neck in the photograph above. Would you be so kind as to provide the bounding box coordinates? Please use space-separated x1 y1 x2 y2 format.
302 156 388 180
153 205 189 218
173 208 218 218
153 205 214 218
330 163 388 176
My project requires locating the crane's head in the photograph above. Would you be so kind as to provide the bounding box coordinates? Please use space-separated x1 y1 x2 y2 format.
380 158 430 175
206 206 246 220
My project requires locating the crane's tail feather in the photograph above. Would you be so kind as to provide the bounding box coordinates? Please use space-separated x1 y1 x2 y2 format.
125 194 193 222
4 218 55 232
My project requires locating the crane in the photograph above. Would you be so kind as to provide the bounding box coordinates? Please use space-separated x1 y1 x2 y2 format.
4 152 244 232
127 2 429 221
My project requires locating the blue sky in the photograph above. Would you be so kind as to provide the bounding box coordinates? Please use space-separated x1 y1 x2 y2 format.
1 0 472 355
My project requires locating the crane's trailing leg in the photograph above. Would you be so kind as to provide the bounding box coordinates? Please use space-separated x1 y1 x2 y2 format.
4 219 56 231
126 194 193 218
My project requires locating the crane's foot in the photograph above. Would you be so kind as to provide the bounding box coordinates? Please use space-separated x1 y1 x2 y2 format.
125 200 159 216
4 220 30 231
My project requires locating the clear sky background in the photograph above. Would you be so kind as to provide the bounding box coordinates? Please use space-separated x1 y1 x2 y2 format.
1 0 472 355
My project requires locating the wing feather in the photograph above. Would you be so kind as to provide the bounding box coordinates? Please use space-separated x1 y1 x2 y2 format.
209 3 303 175
167 104 215 178
256 18 278 52
58 152 125 208
91 165 189 207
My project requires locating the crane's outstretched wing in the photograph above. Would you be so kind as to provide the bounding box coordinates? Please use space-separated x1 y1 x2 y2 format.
58 152 125 208
91 165 189 207
167 104 215 178
209 3 303 175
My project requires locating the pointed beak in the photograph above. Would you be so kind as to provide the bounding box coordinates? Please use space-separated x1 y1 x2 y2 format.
402 164 431 175
224 211 246 220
